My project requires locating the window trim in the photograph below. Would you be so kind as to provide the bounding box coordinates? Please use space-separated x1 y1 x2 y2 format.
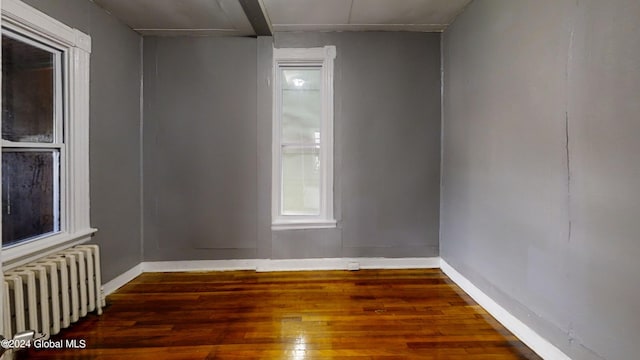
1 0 95 268
272 46 336 231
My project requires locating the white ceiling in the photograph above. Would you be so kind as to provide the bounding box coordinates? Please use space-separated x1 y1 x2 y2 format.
93 0 473 36
263 0 472 32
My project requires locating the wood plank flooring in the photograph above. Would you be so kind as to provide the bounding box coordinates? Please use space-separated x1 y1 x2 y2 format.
17 269 541 359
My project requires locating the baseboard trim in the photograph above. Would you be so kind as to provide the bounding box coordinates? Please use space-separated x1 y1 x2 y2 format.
102 263 143 296
141 257 440 273
104 257 439 296
440 259 571 360
358 257 441 269
142 259 259 272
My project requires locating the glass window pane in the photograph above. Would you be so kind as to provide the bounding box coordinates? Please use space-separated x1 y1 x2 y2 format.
281 68 321 144
2 33 55 143
2 151 60 247
282 147 320 215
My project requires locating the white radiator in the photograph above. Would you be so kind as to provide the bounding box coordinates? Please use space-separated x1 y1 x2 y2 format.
3 244 104 339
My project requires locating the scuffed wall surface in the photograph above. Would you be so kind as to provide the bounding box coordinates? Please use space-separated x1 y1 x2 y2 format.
442 0 640 358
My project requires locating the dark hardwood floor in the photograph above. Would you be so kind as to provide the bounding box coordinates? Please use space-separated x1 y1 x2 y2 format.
17 269 541 359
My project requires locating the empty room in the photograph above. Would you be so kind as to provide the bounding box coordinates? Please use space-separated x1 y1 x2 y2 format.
0 0 637 359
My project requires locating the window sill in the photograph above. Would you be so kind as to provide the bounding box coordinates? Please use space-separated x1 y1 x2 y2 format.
3 227 97 270
272 219 337 231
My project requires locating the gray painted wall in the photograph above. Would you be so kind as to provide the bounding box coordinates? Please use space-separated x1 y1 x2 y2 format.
11 2 638 357
441 1 640 359
143 32 441 260
22 0 143 282
143 37 258 261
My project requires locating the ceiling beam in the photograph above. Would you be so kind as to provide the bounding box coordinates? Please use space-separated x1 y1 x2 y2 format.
238 0 272 36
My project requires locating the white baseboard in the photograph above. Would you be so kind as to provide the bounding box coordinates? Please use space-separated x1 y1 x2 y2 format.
141 257 440 273
256 257 440 272
101 257 438 296
142 259 259 272
102 264 142 296
440 260 571 360
358 257 441 269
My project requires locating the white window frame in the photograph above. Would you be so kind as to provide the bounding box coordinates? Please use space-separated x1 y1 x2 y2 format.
1 0 95 268
272 46 336 230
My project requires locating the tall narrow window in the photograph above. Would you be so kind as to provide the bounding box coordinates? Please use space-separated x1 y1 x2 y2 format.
272 46 336 230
